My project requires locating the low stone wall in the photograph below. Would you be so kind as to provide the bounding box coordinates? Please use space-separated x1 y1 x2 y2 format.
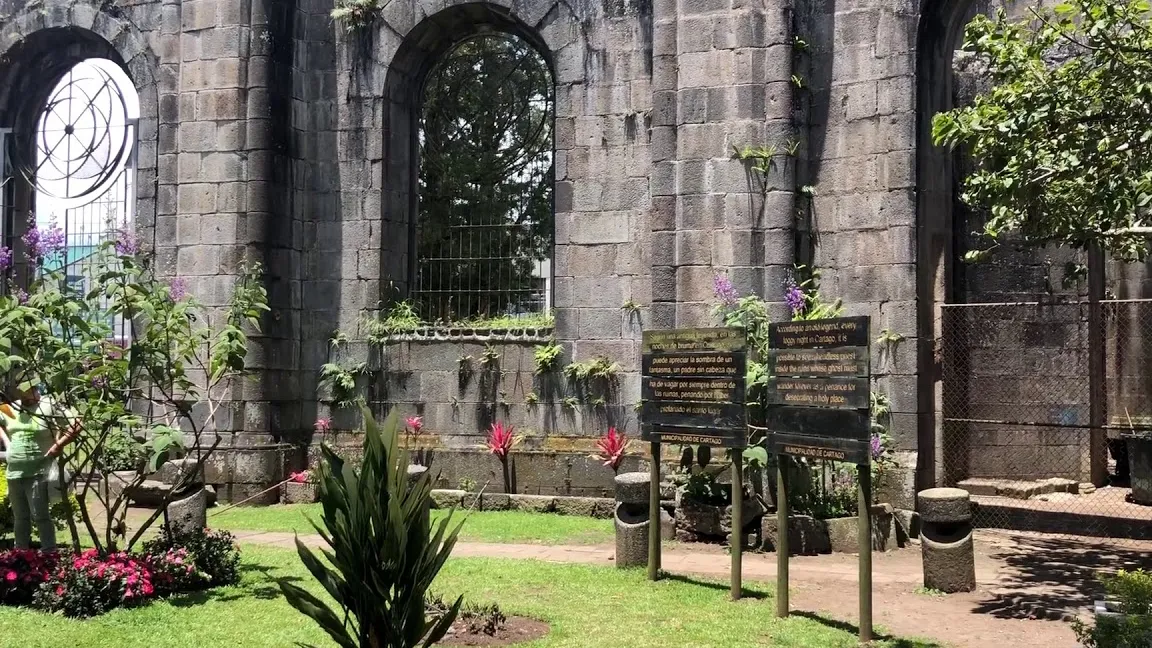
429 490 616 518
309 446 646 497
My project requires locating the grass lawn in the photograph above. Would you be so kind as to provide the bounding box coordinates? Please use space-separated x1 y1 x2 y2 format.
208 504 615 545
0 545 943 648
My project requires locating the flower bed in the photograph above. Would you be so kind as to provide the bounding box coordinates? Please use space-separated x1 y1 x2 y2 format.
0 527 240 618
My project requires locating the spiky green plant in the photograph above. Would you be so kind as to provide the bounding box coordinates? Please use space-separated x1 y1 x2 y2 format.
279 408 464 648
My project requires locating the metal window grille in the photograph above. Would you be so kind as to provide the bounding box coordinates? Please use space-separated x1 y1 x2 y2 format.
413 34 554 322
33 58 139 345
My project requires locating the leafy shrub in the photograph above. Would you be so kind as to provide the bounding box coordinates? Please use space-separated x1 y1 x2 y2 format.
144 546 204 595
0 549 60 605
427 595 507 637
98 428 145 472
33 549 154 618
280 408 464 648
142 527 240 587
1074 569 1152 648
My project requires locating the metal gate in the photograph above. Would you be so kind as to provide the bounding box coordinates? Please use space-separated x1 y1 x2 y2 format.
940 300 1152 541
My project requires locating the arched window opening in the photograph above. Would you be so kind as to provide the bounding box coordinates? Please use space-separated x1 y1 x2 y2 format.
414 34 554 323
0 57 139 340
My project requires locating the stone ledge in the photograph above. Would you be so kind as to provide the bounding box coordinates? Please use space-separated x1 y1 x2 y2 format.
380 328 554 343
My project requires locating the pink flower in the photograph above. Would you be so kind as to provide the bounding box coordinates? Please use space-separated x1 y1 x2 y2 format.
4 571 15 582
289 470 310 484
485 422 517 459
314 417 332 432
124 588 133 598
405 416 423 433
594 427 631 472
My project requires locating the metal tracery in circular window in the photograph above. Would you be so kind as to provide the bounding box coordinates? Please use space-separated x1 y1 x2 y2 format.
34 58 139 210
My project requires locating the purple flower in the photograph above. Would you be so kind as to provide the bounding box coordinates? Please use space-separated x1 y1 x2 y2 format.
114 230 139 257
784 274 804 316
22 219 66 263
13 287 28 304
870 434 884 461
0 246 11 272
713 274 738 307
91 375 110 390
168 277 188 301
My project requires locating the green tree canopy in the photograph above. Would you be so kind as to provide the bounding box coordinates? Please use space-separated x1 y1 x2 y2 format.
933 0 1152 262
416 34 553 321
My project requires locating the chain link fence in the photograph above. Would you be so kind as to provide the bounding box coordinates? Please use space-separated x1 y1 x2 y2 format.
940 301 1152 543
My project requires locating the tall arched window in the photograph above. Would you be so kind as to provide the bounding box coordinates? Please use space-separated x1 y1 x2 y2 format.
413 34 554 322
34 58 139 277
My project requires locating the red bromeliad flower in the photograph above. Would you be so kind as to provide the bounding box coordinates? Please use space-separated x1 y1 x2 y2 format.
405 416 423 434
486 422 517 459
594 427 630 472
288 470 310 484
314 417 332 432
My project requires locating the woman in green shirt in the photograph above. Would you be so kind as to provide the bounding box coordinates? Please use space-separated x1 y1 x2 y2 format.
0 385 79 551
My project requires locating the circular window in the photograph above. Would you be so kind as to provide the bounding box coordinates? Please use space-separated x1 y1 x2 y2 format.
34 58 139 209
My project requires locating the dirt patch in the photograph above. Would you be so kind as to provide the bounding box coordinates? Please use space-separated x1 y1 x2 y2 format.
437 616 549 646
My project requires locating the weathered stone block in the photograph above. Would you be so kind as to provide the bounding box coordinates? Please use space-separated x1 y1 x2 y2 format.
165 488 208 536
482 493 511 511
281 481 317 505
761 514 831 555
554 496 599 517
509 494 556 513
431 489 466 509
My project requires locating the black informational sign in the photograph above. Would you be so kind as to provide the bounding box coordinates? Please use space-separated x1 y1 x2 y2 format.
766 316 871 464
640 328 747 448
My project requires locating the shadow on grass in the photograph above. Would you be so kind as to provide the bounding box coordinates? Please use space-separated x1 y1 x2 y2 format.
167 563 303 607
793 611 944 648
661 573 771 600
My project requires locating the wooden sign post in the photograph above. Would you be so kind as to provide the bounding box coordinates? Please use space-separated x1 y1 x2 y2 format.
765 316 873 642
640 328 747 599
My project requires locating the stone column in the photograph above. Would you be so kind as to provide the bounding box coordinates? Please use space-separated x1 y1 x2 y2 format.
171 0 289 503
653 0 797 327
614 472 652 568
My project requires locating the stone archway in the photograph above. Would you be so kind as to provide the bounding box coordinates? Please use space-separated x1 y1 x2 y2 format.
0 12 161 254
378 3 566 304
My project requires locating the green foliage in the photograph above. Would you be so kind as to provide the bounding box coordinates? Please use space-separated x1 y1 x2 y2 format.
98 428 145 473
458 478 478 493
1073 569 1152 648
143 527 242 587
279 408 464 648
0 240 267 553
330 0 384 30
932 0 1152 262
524 392 539 406
733 144 782 178
532 341 563 374
367 301 423 344
416 35 553 322
319 362 369 410
145 425 186 472
479 345 500 370
563 357 621 384
621 299 642 315
365 303 555 343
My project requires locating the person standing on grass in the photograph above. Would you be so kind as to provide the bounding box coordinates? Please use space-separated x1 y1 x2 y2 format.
0 384 79 550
